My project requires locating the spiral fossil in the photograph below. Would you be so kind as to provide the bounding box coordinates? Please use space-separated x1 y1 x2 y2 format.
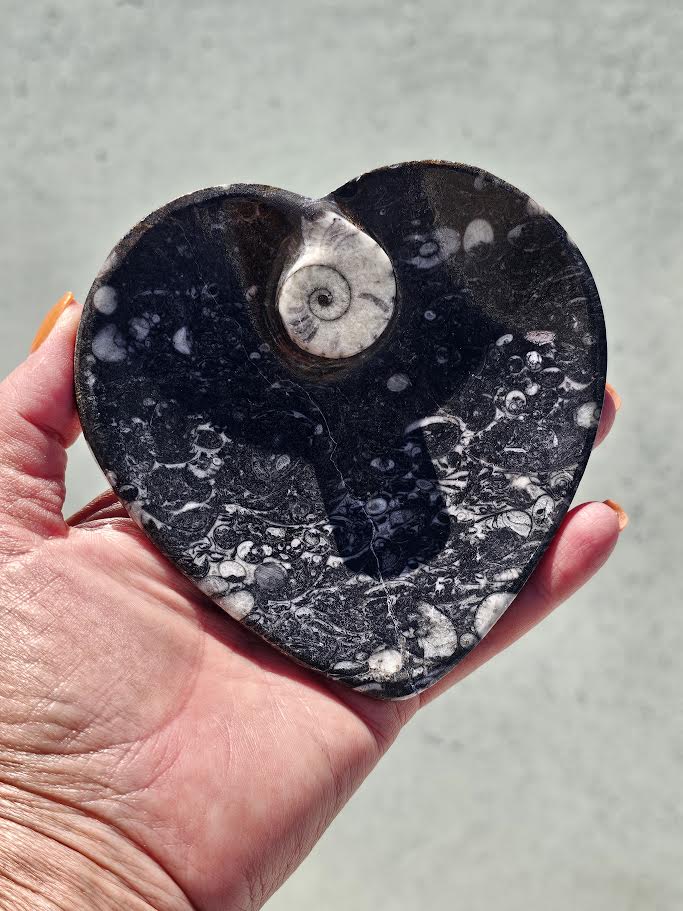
277 210 396 359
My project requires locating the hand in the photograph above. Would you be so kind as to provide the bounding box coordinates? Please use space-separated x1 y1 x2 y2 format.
0 295 624 910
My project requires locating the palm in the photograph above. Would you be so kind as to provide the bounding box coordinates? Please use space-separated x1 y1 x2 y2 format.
17 510 403 909
0 301 620 911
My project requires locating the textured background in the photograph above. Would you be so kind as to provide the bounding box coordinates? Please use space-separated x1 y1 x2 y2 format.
1 1 681 909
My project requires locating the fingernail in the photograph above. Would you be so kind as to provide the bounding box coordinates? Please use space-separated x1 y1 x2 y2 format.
603 499 629 531
30 292 77 353
605 382 622 412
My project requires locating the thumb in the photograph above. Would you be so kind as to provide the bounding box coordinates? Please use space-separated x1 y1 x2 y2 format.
0 293 82 542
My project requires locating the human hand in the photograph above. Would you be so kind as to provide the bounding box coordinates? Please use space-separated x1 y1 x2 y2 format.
0 294 624 910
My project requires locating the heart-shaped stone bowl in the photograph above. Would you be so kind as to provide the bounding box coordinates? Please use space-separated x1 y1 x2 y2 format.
75 160 606 699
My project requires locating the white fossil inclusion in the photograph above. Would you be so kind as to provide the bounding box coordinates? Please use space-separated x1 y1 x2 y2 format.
277 210 396 359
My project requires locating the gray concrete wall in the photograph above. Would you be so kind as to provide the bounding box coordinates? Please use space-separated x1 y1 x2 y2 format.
2 1 681 908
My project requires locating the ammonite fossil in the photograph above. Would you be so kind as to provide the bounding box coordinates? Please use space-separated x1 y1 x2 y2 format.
75 161 607 698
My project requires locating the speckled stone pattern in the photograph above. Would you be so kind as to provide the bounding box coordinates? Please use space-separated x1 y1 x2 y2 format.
75 161 606 699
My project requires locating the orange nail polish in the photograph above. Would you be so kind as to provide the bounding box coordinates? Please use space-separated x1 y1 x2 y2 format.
30 292 76 353
605 382 622 412
604 499 629 531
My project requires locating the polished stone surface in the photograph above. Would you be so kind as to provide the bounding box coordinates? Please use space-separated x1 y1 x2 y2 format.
75 161 606 698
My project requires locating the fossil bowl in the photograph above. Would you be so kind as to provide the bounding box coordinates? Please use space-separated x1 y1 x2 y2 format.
75 161 606 699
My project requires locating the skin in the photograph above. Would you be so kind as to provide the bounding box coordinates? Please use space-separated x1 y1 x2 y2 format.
0 298 621 910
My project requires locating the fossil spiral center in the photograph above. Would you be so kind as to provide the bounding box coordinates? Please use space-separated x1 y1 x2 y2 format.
306 270 351 321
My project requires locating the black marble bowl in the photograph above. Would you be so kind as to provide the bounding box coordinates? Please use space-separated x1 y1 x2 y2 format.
75 161 606 698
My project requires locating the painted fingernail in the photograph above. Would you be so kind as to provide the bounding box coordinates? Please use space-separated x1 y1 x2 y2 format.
605 382 622 412
30 292 77 353
604 499 629 531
